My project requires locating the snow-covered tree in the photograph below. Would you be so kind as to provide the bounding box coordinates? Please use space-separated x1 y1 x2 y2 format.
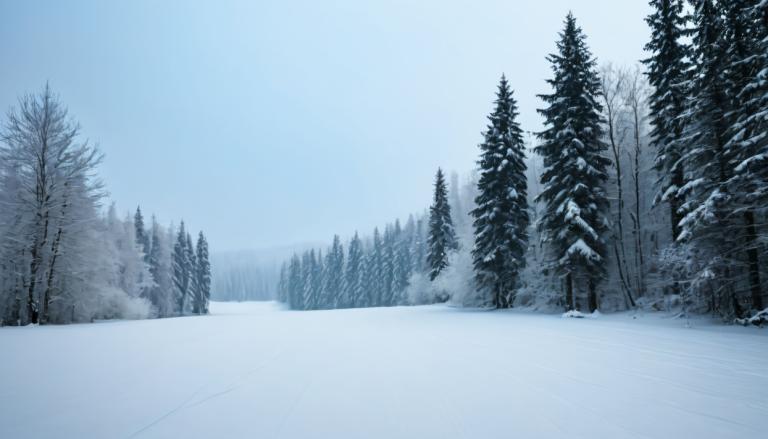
0 84 106 324
471 75 530 308
324 235 345 309
172 221 192 315
344 233 364 308
427 168 458 281
535 13 610 312
194 231 211 314
643 0 692 241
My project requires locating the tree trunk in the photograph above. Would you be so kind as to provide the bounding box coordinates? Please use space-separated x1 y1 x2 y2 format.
565 273 574 311
588 278 598 313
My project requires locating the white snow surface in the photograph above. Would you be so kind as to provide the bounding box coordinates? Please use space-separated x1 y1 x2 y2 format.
1 302 767 439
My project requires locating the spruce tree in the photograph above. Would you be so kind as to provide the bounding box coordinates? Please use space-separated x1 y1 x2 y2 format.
186 232 199 313
172 221 190 315
427 168 458 281
324 235 345 309
370 228 384 306
195 231 211 314
471 75 530 308
381 225 396 305
392 223 412 304
301 251 314 310
722 0 766 311
535 13 610 312
148 216 164 315
677 0 736 314
643 0 692 241
287 254 303 309
344 233 364 308
134 206 150 261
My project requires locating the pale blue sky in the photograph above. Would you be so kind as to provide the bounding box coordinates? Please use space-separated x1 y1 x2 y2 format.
0 0 650 251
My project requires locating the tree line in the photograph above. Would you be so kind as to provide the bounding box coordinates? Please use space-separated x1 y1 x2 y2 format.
0 86 212 325
278 1 768 321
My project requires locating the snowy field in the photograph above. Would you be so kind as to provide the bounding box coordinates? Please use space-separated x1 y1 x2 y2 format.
1 302 767 439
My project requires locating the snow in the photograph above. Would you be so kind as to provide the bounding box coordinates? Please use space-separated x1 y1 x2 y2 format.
1 302 767 439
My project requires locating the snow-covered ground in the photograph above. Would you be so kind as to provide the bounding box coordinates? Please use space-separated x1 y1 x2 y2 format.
1 302 766 439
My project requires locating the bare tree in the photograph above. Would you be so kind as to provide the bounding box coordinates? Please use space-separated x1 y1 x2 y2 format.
600 64 634 308
0 84 103 324
624 66 650 300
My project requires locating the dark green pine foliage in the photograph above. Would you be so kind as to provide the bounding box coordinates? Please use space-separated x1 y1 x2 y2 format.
471 75 529 309
722 0 766 311
370 228 384 306
677 0 734 308
535 13 610 313
133 207 152 300
134 207 151 262
324 235 345 309
277 261 288 304
287 254 303 309
427 168 458 281
172 221 191 315
148 217 165 315
392 221 412 304
186 232 198 313
195 231 211 314
301 251 316 310
359 250 374 308
643 0 692 241
344 233 364 308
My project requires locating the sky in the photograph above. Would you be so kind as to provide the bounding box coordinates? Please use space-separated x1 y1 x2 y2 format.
0 0 651 252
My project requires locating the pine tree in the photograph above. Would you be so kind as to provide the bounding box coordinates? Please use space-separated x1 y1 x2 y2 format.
186 232 199 313
535 13 610 312
172 221 191 315
471 75 530 308
427 168 458 281
721 0 766 311
392 220 412 304
643 0 692 241
195 231 211 314
287 254 303 309
134 207 150 262
148 216 165 315
344 233 364 308
277 261 288 304
381 225 396 305
677 0 738 314
370 228 384 306
325 235 345 309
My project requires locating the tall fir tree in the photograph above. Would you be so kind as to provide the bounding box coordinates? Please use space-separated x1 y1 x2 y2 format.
301 251 315 310
471 75 530 308
392 222 412 304
172 221 191 315
325 235 345 309
134 206 150 262
370 228 384 306
535 13 610 312
381 226 396 305
287 254 303 309
148 216 165 315
721 0 766 311
677 0 738 314
643 0 692 241
195 231 211 314
186 232 198 313
427 168 458 281
344 233 364 308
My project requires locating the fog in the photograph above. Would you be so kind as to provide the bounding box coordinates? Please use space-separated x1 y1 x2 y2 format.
0 0 650 253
